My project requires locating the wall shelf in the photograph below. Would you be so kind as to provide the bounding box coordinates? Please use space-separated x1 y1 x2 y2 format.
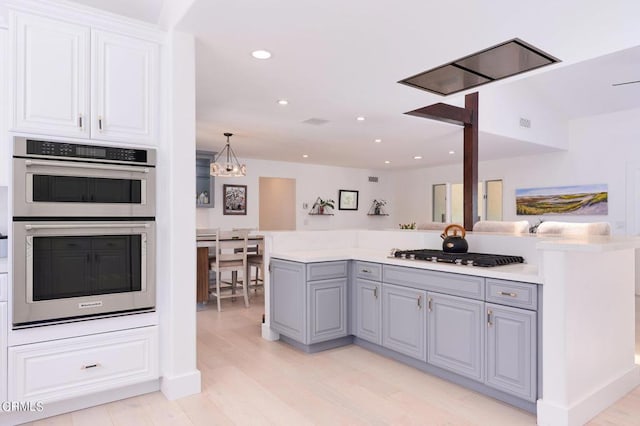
309 213 334 216
367 214 389 216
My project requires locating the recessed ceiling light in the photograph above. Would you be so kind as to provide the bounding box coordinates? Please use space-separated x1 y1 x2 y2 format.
251 50 272 59
302 154 309 158
356 116 365 121
414 156 423 160
277 99 288 105
374 139 382 143
449 150 455 155
384 160 391 164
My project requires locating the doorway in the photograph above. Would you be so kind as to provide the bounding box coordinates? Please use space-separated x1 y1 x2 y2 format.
259 177 296 231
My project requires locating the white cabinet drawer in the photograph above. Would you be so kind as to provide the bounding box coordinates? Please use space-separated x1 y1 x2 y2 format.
0 274 7 302
9 326 158 403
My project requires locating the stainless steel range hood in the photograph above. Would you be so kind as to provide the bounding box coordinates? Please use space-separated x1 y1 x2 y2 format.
398 38 560 96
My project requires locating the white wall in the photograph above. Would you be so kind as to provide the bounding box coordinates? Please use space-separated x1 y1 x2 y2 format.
0 186 6 235
392 107 640 235
195 157 396 231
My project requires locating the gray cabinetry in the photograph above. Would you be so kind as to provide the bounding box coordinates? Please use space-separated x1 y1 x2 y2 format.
354 278 381 344
270 259 347 346
308 278 347 344
427 293 484 382
196 151 215 208
486 303 537 401
381 283 427 361
270 259 306 342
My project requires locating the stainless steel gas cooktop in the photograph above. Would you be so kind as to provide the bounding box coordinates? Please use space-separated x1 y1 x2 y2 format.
389 249 524 267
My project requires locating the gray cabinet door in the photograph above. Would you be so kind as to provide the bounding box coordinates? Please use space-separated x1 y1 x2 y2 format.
270 259 306 342
355 278 381 344
382 283 427 361
486 303 537 401
308 278 347 344
428 293 484 382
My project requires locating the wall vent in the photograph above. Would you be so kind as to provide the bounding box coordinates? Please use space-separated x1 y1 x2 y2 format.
519 117 531 128
368 176 379 183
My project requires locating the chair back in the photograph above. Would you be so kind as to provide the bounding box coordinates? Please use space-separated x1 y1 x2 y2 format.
214 229 249 269
473 220 530 234
417 222 450 231
536 221 611 237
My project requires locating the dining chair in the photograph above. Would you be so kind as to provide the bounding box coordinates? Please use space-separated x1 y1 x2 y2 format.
247 239 264 292
472 220 530 234
536 221 611 236
209 229 249 312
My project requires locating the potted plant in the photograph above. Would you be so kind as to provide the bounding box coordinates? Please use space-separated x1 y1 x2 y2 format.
313 197 335 214
372 199 387 215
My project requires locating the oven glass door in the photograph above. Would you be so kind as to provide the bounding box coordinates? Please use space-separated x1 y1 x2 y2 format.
30 234 142 301
13 158 155 217
13 221 155 326
32 174 142 204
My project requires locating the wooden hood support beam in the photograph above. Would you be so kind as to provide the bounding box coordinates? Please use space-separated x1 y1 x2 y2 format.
405 92 479 231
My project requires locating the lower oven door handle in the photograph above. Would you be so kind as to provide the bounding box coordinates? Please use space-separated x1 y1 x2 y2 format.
25 159 150 174
25 223 151 230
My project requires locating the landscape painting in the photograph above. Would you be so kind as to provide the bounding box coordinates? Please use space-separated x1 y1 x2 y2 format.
516 184 608 215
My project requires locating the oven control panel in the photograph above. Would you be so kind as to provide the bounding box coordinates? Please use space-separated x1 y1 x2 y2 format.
23 139 152 165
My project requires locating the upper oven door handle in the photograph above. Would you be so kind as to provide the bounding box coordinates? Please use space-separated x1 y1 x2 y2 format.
24 159 150 174
25 223 151 230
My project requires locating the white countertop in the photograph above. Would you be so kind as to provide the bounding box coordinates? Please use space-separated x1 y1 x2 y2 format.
270 248 542 284
0 257 7 274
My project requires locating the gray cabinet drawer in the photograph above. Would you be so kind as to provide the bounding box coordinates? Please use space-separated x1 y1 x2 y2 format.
354 261 382 282
307 261 348 281
486 279 538 310
383 265 484 300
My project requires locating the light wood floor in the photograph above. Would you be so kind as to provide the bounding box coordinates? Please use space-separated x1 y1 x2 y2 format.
25 295 640 425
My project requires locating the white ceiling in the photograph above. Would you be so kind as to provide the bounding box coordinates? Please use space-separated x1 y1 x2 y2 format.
70 0 640 170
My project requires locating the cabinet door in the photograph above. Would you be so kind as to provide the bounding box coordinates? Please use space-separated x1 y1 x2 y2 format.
0 302 7 402
13 12 90 137
382 283 427 361
355 278 381 344
196 151 215 208
486 303 537 401
0 28 8 186
91 30 159 144
427 293 484 382
308 278 347 344
270 260 306 342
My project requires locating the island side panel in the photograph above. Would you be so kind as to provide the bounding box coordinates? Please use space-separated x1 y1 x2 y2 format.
537 248 640 426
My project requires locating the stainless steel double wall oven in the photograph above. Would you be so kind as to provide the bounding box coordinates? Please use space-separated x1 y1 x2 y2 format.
13 137 156 327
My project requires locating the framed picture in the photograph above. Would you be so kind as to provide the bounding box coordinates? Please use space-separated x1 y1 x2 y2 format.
338 189 359 210
223 184 247 215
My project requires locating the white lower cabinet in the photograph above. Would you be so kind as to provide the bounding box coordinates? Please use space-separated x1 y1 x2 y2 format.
1 302 7 402
9 326 158 403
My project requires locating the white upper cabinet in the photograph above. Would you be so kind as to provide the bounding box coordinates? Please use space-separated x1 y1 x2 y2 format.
13 13 90 138
11 12 160 145
91 30 158 144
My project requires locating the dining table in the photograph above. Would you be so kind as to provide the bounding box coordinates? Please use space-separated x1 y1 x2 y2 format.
196 229 264 303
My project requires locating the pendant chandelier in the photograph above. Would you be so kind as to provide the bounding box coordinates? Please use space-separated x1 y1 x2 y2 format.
210 132 246 177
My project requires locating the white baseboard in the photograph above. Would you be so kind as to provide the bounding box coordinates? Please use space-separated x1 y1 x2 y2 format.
160 369 201 400
537 365 640 426
261 323 279 341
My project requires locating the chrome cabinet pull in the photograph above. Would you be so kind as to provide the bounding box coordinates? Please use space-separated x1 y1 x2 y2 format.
78 114 83 128
498 291 517 297
81 363 101 370
98 116 103 130
487 309 493 326
428 297 432 312
361 269 370 273
417 295 422 309
373 287 378 298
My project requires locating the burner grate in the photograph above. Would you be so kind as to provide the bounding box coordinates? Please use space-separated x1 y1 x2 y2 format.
392 249 524 267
